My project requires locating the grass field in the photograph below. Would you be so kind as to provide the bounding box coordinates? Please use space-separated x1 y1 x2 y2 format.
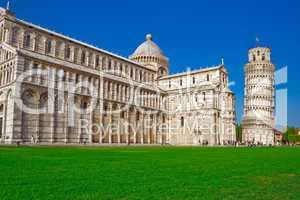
0 147 300 200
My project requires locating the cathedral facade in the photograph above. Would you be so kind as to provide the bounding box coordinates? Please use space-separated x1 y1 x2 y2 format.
0 7 236 146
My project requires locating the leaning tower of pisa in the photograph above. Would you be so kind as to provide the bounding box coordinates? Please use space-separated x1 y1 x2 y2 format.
242 46 275 145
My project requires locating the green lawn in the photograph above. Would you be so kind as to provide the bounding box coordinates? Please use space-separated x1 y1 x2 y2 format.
0 147 300 200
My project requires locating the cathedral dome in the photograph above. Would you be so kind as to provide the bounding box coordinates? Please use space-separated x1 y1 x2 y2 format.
131 34 165 57
129 34 169 77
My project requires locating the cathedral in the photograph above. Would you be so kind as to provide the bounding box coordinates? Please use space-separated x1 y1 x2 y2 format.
0 7 236 146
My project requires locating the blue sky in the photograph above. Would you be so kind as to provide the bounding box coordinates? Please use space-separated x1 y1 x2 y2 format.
7 0 299 126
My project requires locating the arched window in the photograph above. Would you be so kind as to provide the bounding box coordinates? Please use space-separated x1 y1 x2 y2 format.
206 74 210 81
163 115 166 123
0 104 3 112
130 68 133 78
262 53 265 61
81 51 86 64
75 74 79 83
139 71 142 81
193 77 195 84
108 59 112 70
180 79 182 86
95 55 99 67
65 46 71 59
223 74 226 84
119 64 123 74
46 39 52 54
11 27 19 46
82 102 88 109
181 116 184 127
24 33 31 48
135 69 139 80
253 55 256 61
0 25 3 42
103 103 108 117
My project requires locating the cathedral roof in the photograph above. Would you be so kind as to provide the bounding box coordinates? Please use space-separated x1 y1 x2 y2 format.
13 19 156 72
159 65 223 80
131 34 165 58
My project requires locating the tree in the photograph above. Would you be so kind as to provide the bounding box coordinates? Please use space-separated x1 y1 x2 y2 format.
236 124 242 142
283 127 300 144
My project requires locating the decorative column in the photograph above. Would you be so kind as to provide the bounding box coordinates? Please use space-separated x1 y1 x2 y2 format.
27 61 33 82
77 98 82 144
157 113 162 144
133 109 137 144
125 110 129 144
117 104 121 144
147 114 151 144
99 75 104 144
49 67 56 144
88 100 93 144
153 113 157 144
4 28 10 44
85 51 90 66
51 40 56 57
64 94 68 144
60 42 66 59
108 103 112 144
92 54 96 69
19 29 25 48
141 113 144 144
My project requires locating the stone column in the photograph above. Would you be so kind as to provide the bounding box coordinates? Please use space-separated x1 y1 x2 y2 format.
123 85 126 102
133 109 137 144
27 61 33 83
108 103 112 144
157 113 162 144
85 51 90 66
78 75 83 94
91 53 96 69
141 113 144 144
4 28 10 44
97 56 102 70
77 98 82 144
98 100 103 144
99 76 104 144
153 114 157 144
76 48 81 64
147 114 151 144
117 104 121 144
35 94 40 144
51 40 57 57
28 32 34 51
109 82 113 100
125 110 129 144
88 100 93 144
64 95 68 144
49 68 56 144
37 64 43 85
2 70 6 86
